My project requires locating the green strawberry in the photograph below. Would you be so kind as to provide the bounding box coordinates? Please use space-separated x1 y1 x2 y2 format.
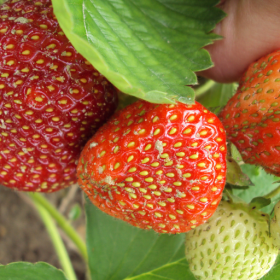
185 200 278 280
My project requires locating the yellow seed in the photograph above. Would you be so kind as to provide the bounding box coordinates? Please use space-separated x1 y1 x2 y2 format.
127 155 134 162
52 117 60 122
200 130 207 136
16 30 23 35
216 138 222 142
173 225 180 229
217 175 223 180
22 50 30 55
113 146 119 153
132 182 141 187
201 176 208 180
40 24 48 29
158 201 166 207
143 195 151 200
153 212 162 218
138 211 146 216
176 152 185 157
160 153 169 159
192 186 200 191
140 171 148 176
166 173 175 178
204 145 211 150
125 177 133 182
145 144 152 151
183 173 191 178
127 142 135 148
167 197 175 203
190 226 196 229
0 84 4 89
197 162 206 168
99 151 106 157
138 129 146 134
6 44 14 49
169 114 177 121
211 201 218 205
35 96 43 102
36 59 44 64
15 80 23 85
119 201 126 206
190 154 198 159
169 127 177 135
200 198 208 203
187 205 195 209
80 78 87 83
22 125 29 130
176 210 184 214
173 182 182 186
211 187 218 191
31 35 40 40
141 157 149 163
13 100 22 104
216 164 222 169
0 28 7 33
187 115 195 122
145 177 153 182
133 204 139 209
174 142 182 148
6 60 14 66
153 128 161 135
183 128 191 134
139 188 147 193
128 167 137 173
0 171 7 175
208 118 214 123
213 153 219 158
129 193 137 199
50 65 58 70
1 132 8 137
153 191 161 196
148 184 157 190
156 170 163 175
152 116 159 123
151 162 159 167
163 188 172 193
220 146 226 151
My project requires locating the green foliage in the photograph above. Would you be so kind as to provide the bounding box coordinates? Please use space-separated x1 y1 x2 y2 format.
52 0 225 104
85 198 194 280
0 262 67 280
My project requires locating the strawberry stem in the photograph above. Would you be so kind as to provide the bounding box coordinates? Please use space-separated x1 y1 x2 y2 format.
263 185 280 200
33 200 77 280
28 192 88 261
195 79 216 97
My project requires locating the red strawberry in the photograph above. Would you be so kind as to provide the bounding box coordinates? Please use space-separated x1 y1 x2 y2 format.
0 0 118 192
220 50 280 176
77 100 227 233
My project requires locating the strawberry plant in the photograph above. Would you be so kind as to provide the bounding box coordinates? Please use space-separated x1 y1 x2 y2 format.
1 0 280 280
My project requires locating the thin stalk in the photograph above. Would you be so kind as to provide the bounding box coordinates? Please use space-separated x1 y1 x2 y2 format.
263 185 280 200
34 201 77 280
28 192 87 261
195 79 216 97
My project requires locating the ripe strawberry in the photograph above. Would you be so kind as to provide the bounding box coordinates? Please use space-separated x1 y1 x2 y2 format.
185 200 278 280
220 50 280 176
0 0 118 192
77 100 227 233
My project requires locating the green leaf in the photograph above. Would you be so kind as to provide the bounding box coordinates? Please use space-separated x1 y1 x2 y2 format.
262 255 280 280
52 0 225 104
233 165 280 214
249 197 271 210
85 198 195 280
0 262 67 280
226 157 253 186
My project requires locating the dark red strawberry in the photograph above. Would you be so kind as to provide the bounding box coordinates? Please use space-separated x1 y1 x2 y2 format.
77 100 227 233
0 0 118 192
220 50 280 176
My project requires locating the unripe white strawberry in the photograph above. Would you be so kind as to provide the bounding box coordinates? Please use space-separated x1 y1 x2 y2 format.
270 200 280 249
185 201 278 280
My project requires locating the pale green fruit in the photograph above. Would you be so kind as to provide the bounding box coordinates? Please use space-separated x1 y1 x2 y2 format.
270 200 280 249
185 201 278 280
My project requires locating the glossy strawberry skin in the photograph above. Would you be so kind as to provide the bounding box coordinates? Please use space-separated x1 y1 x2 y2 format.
0 0 118 192
78 100 227 234
220 50 280 176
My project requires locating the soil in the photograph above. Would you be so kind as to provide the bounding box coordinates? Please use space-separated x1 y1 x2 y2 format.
0 185 87 280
